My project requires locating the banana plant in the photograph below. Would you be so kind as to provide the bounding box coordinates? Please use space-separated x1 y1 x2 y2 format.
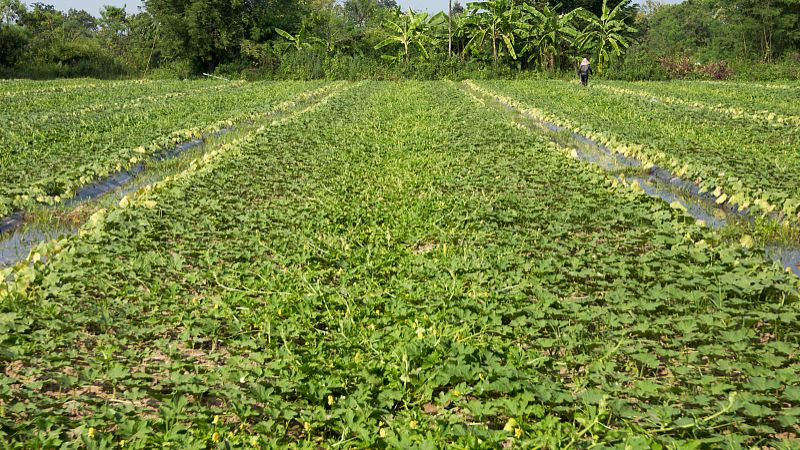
374 8 446 63
274 24 323 54
450 10 472 57
575 0 637 74
518 3 582 70
464 0 518 65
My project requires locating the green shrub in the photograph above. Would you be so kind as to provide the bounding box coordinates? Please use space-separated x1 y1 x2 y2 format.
0 25 28 67
147 59 194 80
728 55 800 81
605 46 669 81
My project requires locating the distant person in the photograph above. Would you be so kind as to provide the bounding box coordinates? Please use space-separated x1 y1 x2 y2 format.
578 58 592 87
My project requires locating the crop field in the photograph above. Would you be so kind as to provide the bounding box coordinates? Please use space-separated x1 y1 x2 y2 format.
0 80 327 217
476 80 800 220
1 80 800 448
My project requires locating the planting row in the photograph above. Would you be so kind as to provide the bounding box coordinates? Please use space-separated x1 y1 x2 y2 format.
477 80 800 222
595 81 800 127
0 78 144 96
0 81 329 218
1 79 229 119
601 80 800 119
1 81 797 448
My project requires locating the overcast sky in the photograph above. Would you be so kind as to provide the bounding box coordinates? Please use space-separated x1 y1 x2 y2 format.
32 0 683 17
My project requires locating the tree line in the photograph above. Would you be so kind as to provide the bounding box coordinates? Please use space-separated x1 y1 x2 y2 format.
0 0 798 80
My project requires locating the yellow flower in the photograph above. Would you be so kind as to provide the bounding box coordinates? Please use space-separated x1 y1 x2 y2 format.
213 415 220 425
327 395 334 406
87 427 95 438
409 420 418 430
212 432 220 442
515 427 522 438
303 421 311 431
250 436 259 446
503 418 518 432
379 427 386 438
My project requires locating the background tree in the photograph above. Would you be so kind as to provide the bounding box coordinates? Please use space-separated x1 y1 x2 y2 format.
275 23 323 54
344 0 378 28
519 2 582 70
0 0 27 66
449 0 452 56
341 0 397 55
0 0 798 79
637 0 799 64
375 8 445 62
553 0 635 18
303 0 347 54
465 0 518 65
0 0 25 24
575 0 636 73
125 10 160 73
144 0 304 72
98 5 128 57
722 0 789 63
447 0 465 57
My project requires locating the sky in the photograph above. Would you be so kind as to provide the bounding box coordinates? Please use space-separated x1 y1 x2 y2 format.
27 1 144 16
399 0 684 13
31 0 683 17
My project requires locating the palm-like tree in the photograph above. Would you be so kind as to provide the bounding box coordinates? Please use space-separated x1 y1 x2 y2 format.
448 0 453 56
375 8 446 63
274 24 323 54
518 3 582 70
575 0 637 74
447 10 471 58
464 0 518 65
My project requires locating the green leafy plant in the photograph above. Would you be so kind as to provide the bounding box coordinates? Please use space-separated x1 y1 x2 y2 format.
375 8 446 63
464 0 518 65
518 3 583 70
1 80 799 449
0 79 328 217
274 24 323 55
575 0 637 74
